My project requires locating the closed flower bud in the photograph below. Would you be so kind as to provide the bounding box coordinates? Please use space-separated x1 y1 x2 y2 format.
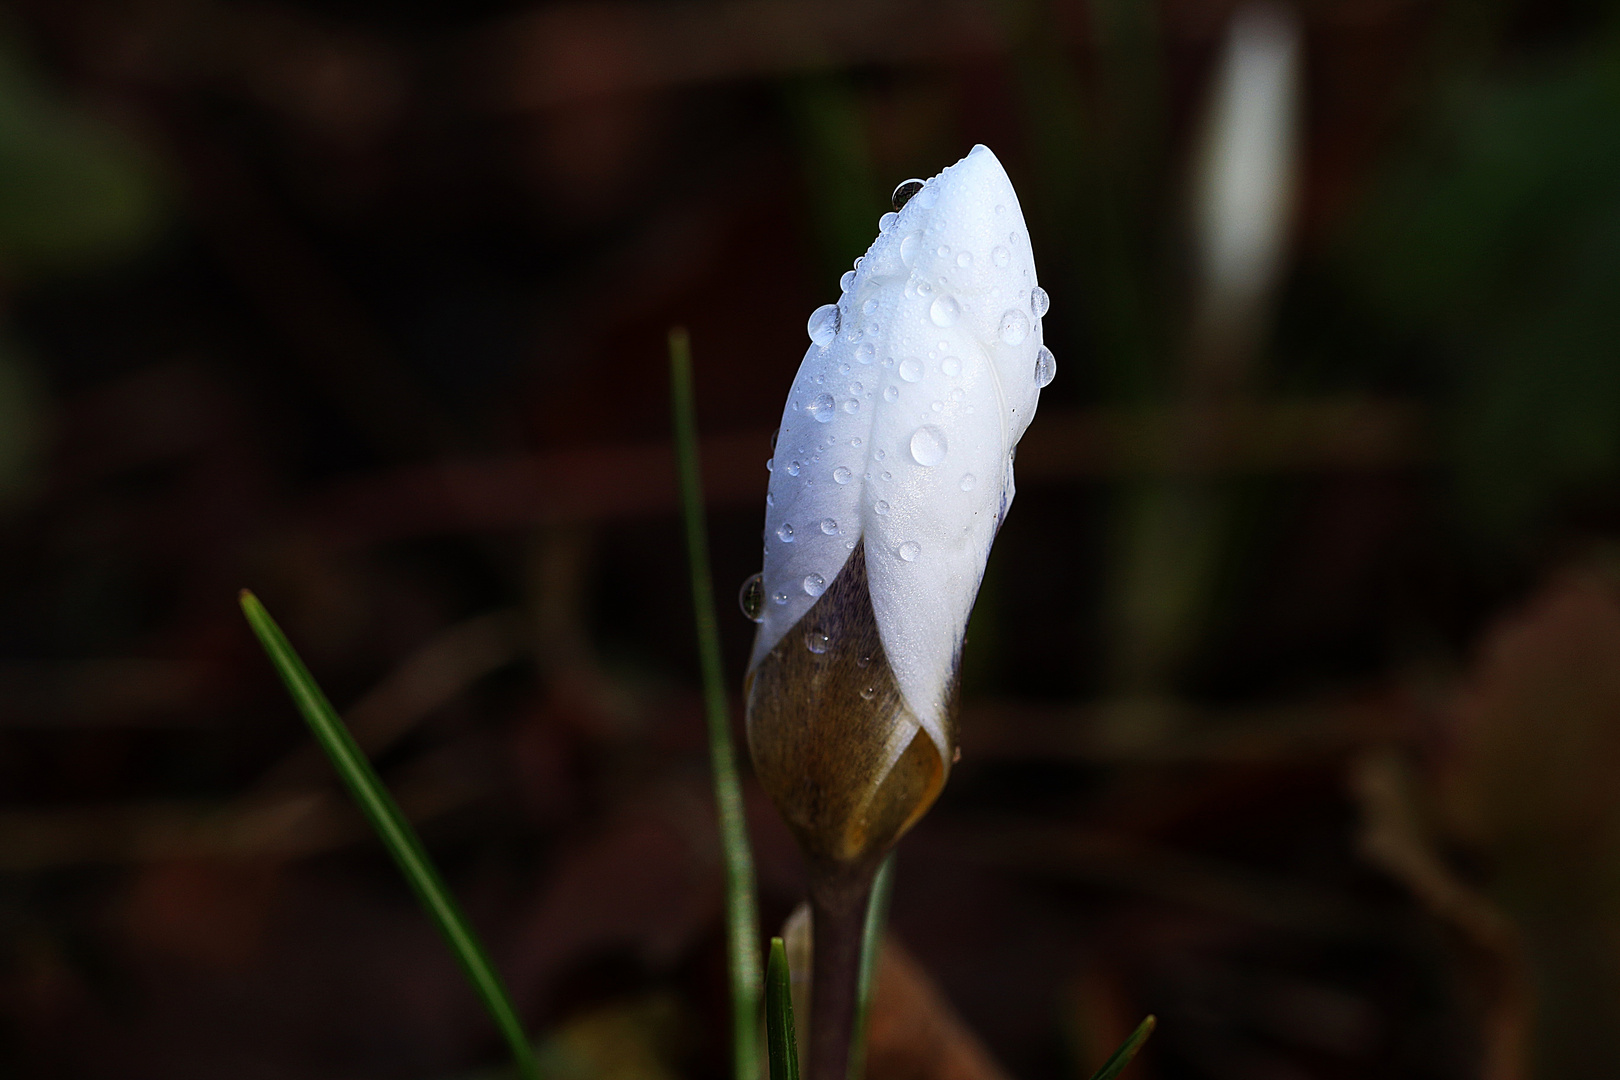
744 145 1050 867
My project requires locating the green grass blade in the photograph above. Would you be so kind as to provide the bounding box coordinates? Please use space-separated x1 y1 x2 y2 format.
846 853 894 1080
766 938 800 1080
669 327 764 1080
238 590 539 1080
1086 1015 1156 1080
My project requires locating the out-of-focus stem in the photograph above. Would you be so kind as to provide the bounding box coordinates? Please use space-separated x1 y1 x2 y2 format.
809 863 877 1080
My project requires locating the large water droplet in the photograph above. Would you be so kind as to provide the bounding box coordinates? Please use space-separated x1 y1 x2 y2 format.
855 342 875 365
883 385 899 403
999 309 1030 345
992 245 1010 268
739 573 765 622
820 518 838 535
777 522 795 543
898 357 923 382
807 304 840 347
909 425 948 466
929 295 960 327
802 573 827 597
805 628 830 654
806 393 836 422
878 211 898 232
898 541 921 562
1031 285 1050 318
833 466 853 484
1035 346 1057 388
892 179 925 210
899 234 919 267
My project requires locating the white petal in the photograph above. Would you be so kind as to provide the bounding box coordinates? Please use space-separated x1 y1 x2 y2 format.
750 145 1046 755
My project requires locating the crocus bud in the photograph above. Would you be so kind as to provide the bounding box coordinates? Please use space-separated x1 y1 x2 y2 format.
743 145 1050 867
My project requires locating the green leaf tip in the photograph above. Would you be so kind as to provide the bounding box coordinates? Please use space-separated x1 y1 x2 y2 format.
1086 1015 1155 1080
766 937 800 1080
238 590 541 1080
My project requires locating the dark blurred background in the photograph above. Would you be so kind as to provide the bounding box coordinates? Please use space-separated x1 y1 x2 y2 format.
2 0 1620 1077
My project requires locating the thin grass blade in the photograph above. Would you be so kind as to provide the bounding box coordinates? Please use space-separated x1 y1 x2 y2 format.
846 853 894 1080
767 937 801 1080
238 590 539 1080
1087 1015 1156 1080
669 327 764 1080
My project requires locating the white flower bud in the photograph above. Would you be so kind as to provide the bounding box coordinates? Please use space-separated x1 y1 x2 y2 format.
744 145 1048 865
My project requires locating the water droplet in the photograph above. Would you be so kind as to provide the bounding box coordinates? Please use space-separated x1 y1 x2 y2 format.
875 500 891 515
999 309 1030 345
806 393 836 422
931 401 943 412
851 437 862 447
995 203 1006 214
881 470 893 481
805 629 830 654
846 539 856 550
898 234 920 268
765 458 773 472
862 298 879 316
949 388 965 401
960 473 976 491
956 251 973 268
850 381 863 394
855 342 875 365
1035 346 1057 388
941 356 961 377
892 178 925 210
859 684 877 701
856 652 873 668
777 522 795 543
879 211 898 232
992 245 1010 268
833 466 853 485
820 518 838 535
773 591 789 605
917 280 933 297
807 304 840 347
785 460 801 476
770 427 779 450
766 492 775 506
910 424 948 467
929 295 960 327
898 357 923 382
874 448 886 461
881 356 894 368
739 573 765 621
882 385 899 403
840 270 856 292
842 398 859 414
898 541 921 562
802 573 827 597
1031 286 1050 318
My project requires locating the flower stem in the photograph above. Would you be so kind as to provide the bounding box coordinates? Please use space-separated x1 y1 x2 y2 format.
808 862 877 1080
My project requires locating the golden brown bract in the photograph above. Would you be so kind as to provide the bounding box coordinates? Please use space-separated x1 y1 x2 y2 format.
745 541 957 867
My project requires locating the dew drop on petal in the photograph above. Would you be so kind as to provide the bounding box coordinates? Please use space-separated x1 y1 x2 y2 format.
805 629 830 654
899 234 919 267
874 500 890 516
855 342 875 364
956 251 973 268
929 295 960 327
833 466 853 485
807 393 837 422
881 470 893 481
807 304 840 347
842 398 859 414
898 541 921 562
898 357 923 382
1035 346 1057 388
820 518 838 535
992 245 1010 268
777 523 795 543
738 573 765 622
883 385 899 403
1031 285 1050 319
859 685 877 701
802 573 827 597
960 473 976 491
891 178 925 210
999 309 1030 345
840 270 856 292
941 356 960 377
879 211 898 232
785 460 801 476
773 591 789 605
862 298 879 316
